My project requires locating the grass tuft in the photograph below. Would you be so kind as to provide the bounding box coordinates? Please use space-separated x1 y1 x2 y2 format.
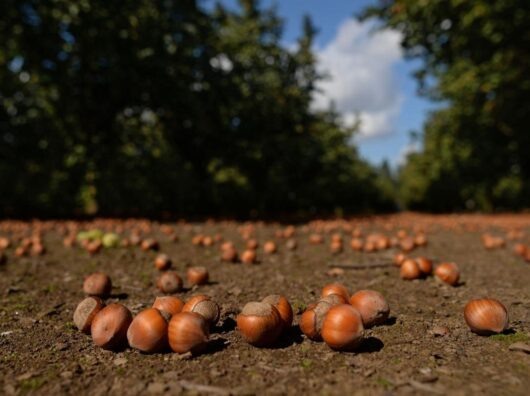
375 377 393 389
300 358 313 369
490 332 529 344
19 377 46 393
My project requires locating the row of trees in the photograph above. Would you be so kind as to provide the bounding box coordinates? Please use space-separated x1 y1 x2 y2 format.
0 0 393 217
364 0 530 211
3 0 527 216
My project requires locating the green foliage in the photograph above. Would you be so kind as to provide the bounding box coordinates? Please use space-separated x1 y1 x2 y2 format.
364 1 530 211
0 0 392 217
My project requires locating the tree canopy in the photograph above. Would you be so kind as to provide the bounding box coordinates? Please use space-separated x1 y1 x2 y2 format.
0 0 394 217
363 0 530 211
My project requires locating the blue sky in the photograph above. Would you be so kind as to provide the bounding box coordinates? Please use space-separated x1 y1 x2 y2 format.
206 0 433 166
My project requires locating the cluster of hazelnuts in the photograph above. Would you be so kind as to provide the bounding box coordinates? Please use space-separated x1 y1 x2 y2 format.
188 229 271 265
75 271 510 356
394 253 460 286
74 272 219 353
218 239 294 265
392 255 510 335
300 284 389 351
74 274 387 354
2 235 46 258
306 229 427 256
74 272 296 353
153 253 209 293
483 231 530 263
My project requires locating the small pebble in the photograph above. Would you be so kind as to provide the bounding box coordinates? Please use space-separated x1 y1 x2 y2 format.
431 326 450 337
172 352 193 361
113 357 128 366
228 287 242 296
326 267 345 277
362 368 375 378
55 342 68 351
419 367 432 375
509 342 530 354
147 382 167 394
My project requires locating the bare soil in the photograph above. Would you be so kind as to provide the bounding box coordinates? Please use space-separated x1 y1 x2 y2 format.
1 214 529 395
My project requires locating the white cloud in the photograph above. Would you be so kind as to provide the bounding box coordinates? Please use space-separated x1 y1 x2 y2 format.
313 19 403 138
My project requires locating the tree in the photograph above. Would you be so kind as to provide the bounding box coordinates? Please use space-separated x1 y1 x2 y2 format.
0 0 393 217
363 1 530 211
0 0 216 215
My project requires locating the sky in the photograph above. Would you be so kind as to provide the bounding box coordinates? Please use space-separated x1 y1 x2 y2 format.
207 0 433 167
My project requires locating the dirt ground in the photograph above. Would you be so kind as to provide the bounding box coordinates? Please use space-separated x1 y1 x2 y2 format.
1 214 529 395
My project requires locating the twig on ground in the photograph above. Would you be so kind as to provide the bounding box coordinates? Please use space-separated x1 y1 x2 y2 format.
409 380 445 394
328 263 393 269
178 380 232 395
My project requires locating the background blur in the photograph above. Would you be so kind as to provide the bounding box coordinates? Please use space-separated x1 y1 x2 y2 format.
1 0 529 217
